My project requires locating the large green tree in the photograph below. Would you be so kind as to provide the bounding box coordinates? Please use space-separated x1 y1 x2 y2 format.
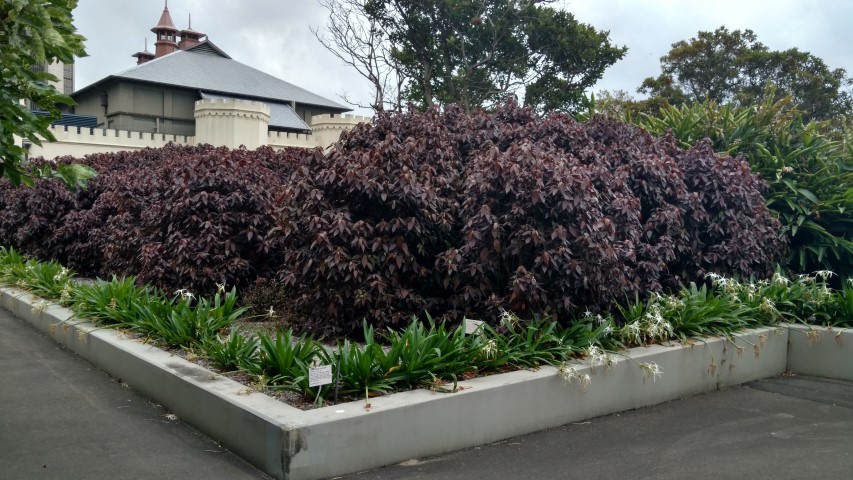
639 26 853 121
317 0 626 114
1 0 95 188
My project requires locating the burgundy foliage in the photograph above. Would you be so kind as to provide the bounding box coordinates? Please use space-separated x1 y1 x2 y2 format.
277 109 465 330
0 102 786 333
1 144 302 295
277 101 786 331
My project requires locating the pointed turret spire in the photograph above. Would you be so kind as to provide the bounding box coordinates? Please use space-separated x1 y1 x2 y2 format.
179 12 206 50
151 1 179 58
132 38 156 65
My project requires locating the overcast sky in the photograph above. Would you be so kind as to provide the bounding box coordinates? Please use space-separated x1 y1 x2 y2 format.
72 0 853 116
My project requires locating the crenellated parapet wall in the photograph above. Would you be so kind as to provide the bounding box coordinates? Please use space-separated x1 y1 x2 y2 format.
306 113 369 148
24 125 195 160
267 113 368 150
21 102 371 159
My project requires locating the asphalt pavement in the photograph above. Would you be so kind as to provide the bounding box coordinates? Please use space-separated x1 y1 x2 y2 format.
341 375 853 480
0 308 268 480
2 306 852 480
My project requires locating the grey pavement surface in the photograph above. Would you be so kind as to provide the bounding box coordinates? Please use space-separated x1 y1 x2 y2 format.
0 308 268 480
3 305 853 480
342 376 853 479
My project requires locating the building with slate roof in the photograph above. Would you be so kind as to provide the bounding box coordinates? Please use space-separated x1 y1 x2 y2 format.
70 2 351 136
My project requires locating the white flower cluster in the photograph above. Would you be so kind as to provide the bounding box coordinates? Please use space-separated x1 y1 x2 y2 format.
174 288 195 300
759 297 779 316
499 308 520 329
557 364 591 391
53 267 70 282
59 283 73 304
771 272 790 287
585 345 614 369
705 272 738 294
581 310 614 337
480 339 497 360
31 300 49 315
620 304 673 345
639 362 663 382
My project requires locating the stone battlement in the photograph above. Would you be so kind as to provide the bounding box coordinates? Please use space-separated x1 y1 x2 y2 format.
23 107 371 159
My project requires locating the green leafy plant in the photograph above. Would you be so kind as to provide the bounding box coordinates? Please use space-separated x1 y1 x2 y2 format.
70 276 166 326
379 315 478 388
203 331 259 372
0 0 96 188
251 330 331 398
335 340 395 397
635 90 853 276
1 258 73 301
130 289 246 348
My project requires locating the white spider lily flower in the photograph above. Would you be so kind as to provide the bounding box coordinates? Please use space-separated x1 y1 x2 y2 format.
53 267 69 282
771 272 790 286
639 362 663 382
557 364 591 391
814 270 835 281
481 339 497 360
174 289 195 300
585 345 613 368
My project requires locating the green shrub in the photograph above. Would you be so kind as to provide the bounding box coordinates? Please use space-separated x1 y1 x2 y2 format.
634 90 853 276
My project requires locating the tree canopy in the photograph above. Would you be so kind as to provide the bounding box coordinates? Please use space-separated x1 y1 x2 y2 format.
316 0 626 114
639 26 853 121
1 0 95 188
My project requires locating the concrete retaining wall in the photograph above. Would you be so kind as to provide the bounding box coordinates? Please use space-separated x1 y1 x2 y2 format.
0 287 809 480
786 324 853 381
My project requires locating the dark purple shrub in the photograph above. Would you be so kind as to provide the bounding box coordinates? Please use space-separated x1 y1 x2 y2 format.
452 112 786 321
277 109 465 331
278 101 786 330
2 144 302 295
88 145 293 294
0 164 79 261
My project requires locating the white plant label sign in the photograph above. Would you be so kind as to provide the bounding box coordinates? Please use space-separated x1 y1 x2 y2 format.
308 365 333 387
465 318 484 335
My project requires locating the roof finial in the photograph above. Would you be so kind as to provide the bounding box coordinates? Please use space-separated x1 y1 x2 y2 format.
145 37 148 50
188 13 192 29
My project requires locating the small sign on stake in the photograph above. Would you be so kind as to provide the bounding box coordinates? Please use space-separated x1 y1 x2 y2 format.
308 364 333 388
464 318 484 335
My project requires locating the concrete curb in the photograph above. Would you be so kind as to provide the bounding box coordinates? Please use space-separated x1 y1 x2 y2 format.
786 324 853 381
2 287 795 480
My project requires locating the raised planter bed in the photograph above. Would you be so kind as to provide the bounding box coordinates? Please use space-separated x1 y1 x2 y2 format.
5 286 846 480
786 324 853 381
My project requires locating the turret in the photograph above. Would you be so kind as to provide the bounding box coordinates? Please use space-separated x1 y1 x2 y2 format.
132 38 156 65
151 1 179 58
179 13 206 50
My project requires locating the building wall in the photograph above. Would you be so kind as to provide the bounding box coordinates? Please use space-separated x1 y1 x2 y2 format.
73 81 198 136
24 102 368 160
